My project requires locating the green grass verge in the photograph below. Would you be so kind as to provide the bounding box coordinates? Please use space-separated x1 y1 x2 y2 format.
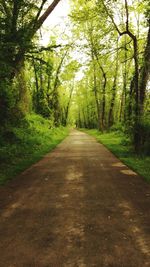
82 129 150 182
0 114 69 185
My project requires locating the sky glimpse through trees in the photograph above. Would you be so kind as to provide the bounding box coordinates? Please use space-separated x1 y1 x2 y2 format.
0 0 150 153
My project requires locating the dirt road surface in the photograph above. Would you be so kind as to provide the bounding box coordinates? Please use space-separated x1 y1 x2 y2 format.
0 130 150 267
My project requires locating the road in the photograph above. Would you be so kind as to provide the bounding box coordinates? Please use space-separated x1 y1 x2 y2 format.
0 130 150 267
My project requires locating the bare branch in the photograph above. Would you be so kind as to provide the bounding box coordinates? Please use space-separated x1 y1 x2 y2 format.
33 0 48 26
101 0 122 35
125 0 129 31
25 55 47 64
38 44 62 52
37 0 61 30
101 0 135 40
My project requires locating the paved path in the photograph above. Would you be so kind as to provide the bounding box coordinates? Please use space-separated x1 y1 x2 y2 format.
0 130 150 267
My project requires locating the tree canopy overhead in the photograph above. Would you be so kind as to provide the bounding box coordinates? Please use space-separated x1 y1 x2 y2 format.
0 0 150 153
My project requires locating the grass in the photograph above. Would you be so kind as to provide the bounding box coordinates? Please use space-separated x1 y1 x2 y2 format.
0 114 69 185
82 129 150 182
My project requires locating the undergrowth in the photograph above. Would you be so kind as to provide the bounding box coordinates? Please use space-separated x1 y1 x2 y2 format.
0 114 69 185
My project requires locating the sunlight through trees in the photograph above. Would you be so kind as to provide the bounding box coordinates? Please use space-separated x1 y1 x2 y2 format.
0 0 150 154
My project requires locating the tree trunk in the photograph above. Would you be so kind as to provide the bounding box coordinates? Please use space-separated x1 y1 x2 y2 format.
108 41 119 128
92 51 101 130
92 47 107 131
0 0 61 127
52 50 68 125
33 59 39 111
64 85 74 126
139 23 150 113
121 35 128 122
101 68 106 131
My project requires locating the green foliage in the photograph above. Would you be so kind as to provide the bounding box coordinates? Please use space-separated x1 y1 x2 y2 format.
0 114 69 185
0 0 62 128
0 0 150 185
139 115 150 155
109 123 126 134
33 88 52 117
0 79 25 126
70 0 150 152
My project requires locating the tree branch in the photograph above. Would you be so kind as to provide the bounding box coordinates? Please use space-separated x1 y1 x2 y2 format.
101 0 135 39
25 55 47 64
101 0 123 35
33 0 48 27
36 0 61 30
53 49 68 90
125 0 129 31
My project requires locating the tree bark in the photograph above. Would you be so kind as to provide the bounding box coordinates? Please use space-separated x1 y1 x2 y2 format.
3 0 62 80
92 54 101 130
93 49 107 131
52 50 68 125
139 22 150 113
108 40 119 128
36 0 61 31
102 0 141 151
64 84 74 126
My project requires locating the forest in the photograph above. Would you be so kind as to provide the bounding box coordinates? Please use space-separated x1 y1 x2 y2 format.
0 0 150 184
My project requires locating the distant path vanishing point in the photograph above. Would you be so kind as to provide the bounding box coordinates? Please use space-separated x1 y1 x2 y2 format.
0 130 150 267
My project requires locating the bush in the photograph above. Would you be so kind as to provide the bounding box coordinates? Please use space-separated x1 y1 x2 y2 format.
139 115 150 155
110 123 125 134
0 114 69 184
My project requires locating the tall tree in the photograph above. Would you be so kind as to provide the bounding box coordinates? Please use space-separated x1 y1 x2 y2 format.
0 0 61 125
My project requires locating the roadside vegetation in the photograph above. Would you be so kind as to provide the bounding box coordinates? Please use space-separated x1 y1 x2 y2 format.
0 0 150 185
0 114 69 185
83 127 150 182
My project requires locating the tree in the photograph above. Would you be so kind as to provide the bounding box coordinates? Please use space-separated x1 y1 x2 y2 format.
100 0 150 151
0 0 61 126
